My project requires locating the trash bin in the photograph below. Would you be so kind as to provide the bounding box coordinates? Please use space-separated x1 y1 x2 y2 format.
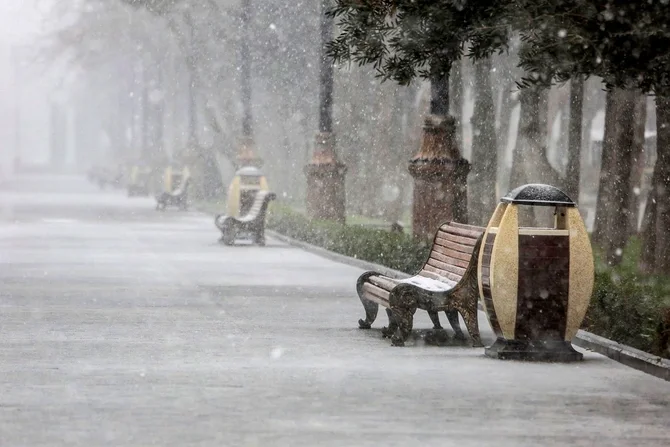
226 166 269 218
477 184 594 361
161 165 190 194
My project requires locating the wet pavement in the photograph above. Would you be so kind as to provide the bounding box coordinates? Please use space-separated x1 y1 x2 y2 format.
1 174 668 447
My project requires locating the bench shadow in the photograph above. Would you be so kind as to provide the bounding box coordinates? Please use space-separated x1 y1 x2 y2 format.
211 240 290 249
361 327 479 348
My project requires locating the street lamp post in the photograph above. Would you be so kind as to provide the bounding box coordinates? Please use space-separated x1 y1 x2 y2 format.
11 46 22 173
235 0 262 169
408 70 469 238
304 0 346 223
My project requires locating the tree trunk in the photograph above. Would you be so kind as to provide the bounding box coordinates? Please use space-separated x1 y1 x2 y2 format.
628 94 648 234
509 85 561 226
566 76 584 201
468 57 497 226
640 95 670 274
592 88 637 265
639 167 658 273
450 59 463 151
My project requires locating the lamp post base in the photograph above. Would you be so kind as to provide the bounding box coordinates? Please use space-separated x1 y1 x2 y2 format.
305 162 346 223
485 338 583 362
304 132 346 223
408 115 469 238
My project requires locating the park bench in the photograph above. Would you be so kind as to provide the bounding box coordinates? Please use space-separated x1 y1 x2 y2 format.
156 178 190 211
215 190 276 246
356 222 485 347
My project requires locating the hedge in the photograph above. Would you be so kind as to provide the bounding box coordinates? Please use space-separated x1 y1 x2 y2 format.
267 205 670 359
267 204 431 274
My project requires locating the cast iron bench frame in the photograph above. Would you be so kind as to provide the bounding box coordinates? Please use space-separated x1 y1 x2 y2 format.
156 178 190 211
215 191 276 246
356 222 485 347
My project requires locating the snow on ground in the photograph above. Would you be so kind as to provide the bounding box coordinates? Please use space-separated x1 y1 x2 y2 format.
0 175 668 447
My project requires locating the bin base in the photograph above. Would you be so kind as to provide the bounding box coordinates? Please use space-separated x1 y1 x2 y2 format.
485 338 583 362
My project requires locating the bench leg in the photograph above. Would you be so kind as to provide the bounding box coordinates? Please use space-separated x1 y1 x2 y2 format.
390 305 416 347
389 287 417 347
450 285 483 348
445 310 466 341
458 304 482 348
220 224 236 246
381 308 398 338
358 296 378 329
428 311 443 330
356 272 380 329
253 227 266 246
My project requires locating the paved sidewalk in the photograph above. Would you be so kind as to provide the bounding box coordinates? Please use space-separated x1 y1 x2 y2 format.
1 175 668 447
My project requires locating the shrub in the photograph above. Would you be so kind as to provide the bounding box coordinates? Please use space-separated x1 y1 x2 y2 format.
267 204 430 274
584 238 670 358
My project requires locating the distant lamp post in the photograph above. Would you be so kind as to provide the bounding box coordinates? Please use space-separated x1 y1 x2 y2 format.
11 46 23 172
50 89 69 170
304 0 346 223
236 0 263 169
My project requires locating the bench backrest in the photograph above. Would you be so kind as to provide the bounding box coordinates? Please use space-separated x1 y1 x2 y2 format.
172 178 189 196
420 222 485 284
242 190 276 220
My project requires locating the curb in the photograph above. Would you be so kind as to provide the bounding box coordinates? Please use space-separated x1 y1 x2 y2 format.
267 229 670 382
266 230 409 279
573 330 670 382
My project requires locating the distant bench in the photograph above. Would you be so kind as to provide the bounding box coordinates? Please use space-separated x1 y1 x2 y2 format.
215 191 276 246
356 222 485 346
156 179 190 211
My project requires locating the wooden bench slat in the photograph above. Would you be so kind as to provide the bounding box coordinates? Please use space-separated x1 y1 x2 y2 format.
430 252 471 270
419 269 463 284
427 258 468 270
432 239 475 255
440 224 484 240
420 266 463 284
435 234 479 248
430 246 472 263
437 229 480 244
361 283 390 303
368 275 398 291
428 264 465 277
448 222 485 231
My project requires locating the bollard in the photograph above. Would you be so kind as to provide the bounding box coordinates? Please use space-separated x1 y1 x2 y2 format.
478 184 594 361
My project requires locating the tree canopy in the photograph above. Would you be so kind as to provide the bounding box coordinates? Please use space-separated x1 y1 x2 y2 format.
513 0 670 94
326 0 510 84
327 0 670 95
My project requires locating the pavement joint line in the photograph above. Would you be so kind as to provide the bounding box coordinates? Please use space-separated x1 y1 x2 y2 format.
266 229 670 382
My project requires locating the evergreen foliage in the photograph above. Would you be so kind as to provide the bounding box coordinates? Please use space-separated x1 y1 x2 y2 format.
327 0 510 84
512 0 670 93
267 205 431 274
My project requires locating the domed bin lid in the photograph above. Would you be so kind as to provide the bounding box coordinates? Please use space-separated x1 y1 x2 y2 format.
236 166 264 177
501 184 576 207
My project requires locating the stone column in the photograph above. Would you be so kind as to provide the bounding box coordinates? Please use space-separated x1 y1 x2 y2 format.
409 115 470 238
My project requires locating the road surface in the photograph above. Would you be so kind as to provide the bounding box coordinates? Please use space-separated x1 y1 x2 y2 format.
1 174 668 446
